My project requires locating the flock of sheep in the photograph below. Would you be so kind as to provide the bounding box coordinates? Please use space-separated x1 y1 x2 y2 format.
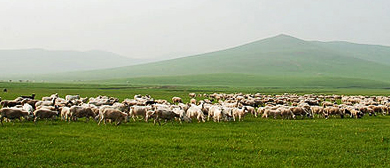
0 92 389 126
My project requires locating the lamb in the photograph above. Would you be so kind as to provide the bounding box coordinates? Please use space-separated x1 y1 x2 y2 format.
210 105 224 122
232 107 248 121
208 105 221 121
60 107 71 121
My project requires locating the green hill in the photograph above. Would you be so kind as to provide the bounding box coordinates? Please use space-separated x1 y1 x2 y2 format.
0 49 146 76
11 35 390 88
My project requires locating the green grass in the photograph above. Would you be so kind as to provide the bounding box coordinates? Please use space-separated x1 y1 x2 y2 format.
1 116 390 167
99 73 390 89
0 82 389 103
1 82 390 167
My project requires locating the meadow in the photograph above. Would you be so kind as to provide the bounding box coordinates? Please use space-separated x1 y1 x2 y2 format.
1 82 390 167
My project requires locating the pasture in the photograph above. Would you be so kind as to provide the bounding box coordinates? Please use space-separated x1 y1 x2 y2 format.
1 82 390 167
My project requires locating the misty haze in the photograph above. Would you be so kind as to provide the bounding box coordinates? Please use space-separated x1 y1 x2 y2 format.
1 1 390 167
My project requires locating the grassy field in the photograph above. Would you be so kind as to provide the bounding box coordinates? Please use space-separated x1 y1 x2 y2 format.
0 82 389 102
1 115 390 167
1 82 390 167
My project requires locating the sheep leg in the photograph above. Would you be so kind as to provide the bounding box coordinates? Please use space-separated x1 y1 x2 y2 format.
98 117 103 125
116 119 121 126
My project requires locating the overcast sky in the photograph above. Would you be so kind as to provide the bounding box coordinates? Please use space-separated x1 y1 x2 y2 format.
0 0 389 59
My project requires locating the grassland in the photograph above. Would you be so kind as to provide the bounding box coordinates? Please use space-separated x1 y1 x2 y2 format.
1 115 390 167
1 82 390 167
0 82 389 102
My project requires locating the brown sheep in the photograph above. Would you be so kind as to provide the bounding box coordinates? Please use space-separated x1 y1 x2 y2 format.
323 107 344 119
190 98 197 105
33 109 58 123
0 100 21 108
21 99 39 108
280 107 296 119
69 106 96 122
343 108 363 119
189 93 196 98
262 109 281 119
98 108 128 126
0 108 30 125
322 101 336 107
310 106 324 117
368 105 386 115
171 97 183 104
290 107 310 119
35 98 56 108
149 109 180 125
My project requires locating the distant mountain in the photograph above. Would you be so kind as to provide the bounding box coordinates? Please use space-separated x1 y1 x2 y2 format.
0 49 146 75
7 35 390 88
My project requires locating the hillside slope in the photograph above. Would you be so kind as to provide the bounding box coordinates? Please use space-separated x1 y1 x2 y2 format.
0 49 145 75
35 34 390 84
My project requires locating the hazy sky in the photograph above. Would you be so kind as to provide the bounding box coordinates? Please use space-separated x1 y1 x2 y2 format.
1 0 389 59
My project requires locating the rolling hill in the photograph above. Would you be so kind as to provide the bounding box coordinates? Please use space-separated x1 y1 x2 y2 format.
7 35 390 88
0 49 147 75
